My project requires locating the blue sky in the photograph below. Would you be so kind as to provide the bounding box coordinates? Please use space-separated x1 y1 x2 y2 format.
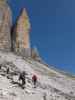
8 0 75 74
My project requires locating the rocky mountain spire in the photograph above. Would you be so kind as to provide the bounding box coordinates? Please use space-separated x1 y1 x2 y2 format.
18 8 31 31
0 1 12 51
14 8 31 57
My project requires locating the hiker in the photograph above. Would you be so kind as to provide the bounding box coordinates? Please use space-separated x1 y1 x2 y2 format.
32 74 37 88
19 71 26 88
0 64 2 69
6 67 9 74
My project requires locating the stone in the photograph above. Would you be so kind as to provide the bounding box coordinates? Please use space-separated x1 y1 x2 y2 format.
0 1 12 51
14 8 31 57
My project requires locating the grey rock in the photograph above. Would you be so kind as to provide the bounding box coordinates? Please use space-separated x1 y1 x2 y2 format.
0 2 12 51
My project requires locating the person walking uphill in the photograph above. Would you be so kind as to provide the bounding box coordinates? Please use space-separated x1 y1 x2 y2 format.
7 67 9 74
19 71 26 89
32 74 38 88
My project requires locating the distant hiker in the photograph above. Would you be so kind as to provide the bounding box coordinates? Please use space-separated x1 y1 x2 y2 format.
19 71 26 88
6 67 9 74
32 74 37 88
0 64 2 69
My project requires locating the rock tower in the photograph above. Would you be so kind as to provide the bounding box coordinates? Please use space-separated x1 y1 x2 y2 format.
14 8 31 57
0 1 36 58
0 0 12 51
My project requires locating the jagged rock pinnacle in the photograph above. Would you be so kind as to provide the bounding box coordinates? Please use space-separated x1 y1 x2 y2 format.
0 0 12 51
14 8 31 57
18 8 31 30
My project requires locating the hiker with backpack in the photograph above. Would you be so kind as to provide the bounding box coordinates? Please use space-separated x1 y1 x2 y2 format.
0 64 2 69
7 67 9 74
19 71 26 88
32 74 38 88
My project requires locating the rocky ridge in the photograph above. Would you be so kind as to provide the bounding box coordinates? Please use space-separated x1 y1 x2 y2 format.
0 51 74 100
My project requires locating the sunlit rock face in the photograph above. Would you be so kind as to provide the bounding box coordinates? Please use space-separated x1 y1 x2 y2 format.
14 8 31 57
0 1 12 51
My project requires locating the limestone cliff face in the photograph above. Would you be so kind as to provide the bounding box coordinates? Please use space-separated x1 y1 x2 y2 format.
0 1 12 51
0 1 31 57
14 8 31 57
